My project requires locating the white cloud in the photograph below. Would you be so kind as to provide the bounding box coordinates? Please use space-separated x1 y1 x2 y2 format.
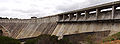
0 0 117 19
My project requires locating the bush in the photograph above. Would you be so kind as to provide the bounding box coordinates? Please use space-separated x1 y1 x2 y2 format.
103 32 120 42
25 34 58 44
37 34 58 44
0 36 20 44
25 34 71 44
111 38 115 41
58 37 71 44
25 38 37 44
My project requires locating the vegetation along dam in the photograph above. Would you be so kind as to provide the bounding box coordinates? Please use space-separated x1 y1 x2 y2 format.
0 1 120 42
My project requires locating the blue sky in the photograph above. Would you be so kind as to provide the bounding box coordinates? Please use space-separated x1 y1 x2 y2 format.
0 0 119 19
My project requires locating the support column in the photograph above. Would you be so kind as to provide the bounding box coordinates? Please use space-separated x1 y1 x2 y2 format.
112 5 116 19
58 15 63 21
76 12 81 21
58 15 60 21
69 14 74 21
63 14 68 21
85 11 89 20
96 9 101 20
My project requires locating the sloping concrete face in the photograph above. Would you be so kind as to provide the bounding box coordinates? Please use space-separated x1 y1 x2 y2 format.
63 30 111 44
0 25 10 36
0 15 58 39
0 23 57 39
1 21 120 39
52 22 120 36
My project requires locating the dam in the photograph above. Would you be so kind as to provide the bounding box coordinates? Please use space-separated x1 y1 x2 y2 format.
0 1 120 40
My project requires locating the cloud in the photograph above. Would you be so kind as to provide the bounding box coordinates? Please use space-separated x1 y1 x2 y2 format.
56 0 115 12
0 7 8 12
0 0 117 19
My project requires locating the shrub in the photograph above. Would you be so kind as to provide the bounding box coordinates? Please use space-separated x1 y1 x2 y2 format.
25 34 71 44
111 38 115 41
25 34 58 44
37 34 58 44
103 32 120 42
24 38 37 44
85 35 94 44
0 36 20 44
58 37 71 44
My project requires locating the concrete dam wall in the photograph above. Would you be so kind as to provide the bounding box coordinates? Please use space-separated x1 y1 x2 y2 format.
0 14 59 39
0 23 57 39
52 22 120 36
0 14 58 39
0 1 120 39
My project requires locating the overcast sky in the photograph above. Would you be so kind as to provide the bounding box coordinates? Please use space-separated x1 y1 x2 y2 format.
0 0 119 19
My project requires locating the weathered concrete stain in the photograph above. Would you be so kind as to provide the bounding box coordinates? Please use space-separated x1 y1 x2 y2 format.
52 22 120 36
63 30 111 44
0 1 119 39
0 23 57 39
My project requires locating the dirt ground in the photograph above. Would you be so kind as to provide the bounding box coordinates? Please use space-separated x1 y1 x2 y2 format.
102 40 120 44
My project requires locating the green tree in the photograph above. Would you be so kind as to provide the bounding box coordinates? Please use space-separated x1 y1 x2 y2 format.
25 34 71 44
0 36 20 44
